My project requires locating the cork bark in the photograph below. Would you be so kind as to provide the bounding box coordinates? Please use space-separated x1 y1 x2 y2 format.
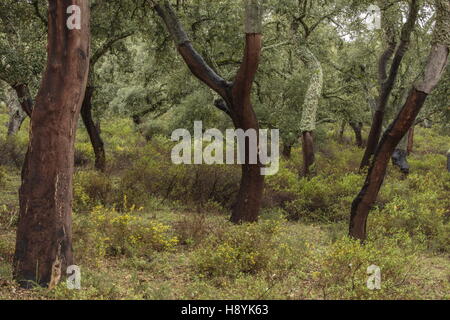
14 0 90 287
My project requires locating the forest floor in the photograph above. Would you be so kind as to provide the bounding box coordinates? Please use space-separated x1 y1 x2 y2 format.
0 114 449 300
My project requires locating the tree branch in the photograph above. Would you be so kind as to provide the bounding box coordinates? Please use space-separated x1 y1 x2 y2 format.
152 0 229 99
91 32 134 67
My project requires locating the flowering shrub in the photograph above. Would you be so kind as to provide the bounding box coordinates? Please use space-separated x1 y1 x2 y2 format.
74 197 178 262
192 217 287 278
308 235 421 299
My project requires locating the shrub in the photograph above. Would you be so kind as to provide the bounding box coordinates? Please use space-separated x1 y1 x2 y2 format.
370 190 449 252
265 165 363 222
73 170 113 212
172 213 215 247
118 136 240 209
73 200 178 262
192 217 286 278
308 235 421 299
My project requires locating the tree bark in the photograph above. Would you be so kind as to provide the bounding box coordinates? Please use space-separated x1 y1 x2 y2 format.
12 83 33 117
338 120 345 141
350 90 427 239
349 121 363 147
301 131 315 176
297 44 323 176
349 0 449 240
5 88 26 136
7 110 26 136
360 0 419 169
81 86 106 172
154 0 264 223
14 0 90 288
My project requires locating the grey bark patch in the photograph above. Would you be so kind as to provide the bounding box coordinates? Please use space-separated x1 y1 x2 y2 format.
415 45 449 94
245 0 262 34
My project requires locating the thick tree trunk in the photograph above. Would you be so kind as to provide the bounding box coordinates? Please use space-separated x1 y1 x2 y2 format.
14 0 90 288
229 104 264 223
229 32 264 223
349 121 363 147
301 131 314 176
349 0 449 240
81 86 106 172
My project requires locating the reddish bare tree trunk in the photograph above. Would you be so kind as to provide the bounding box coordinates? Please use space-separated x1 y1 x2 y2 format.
14 0 90 288
301 131 314 176
350 6 449 241
360 0 419 169
229 32 264 223
154 0 264 223
81 86 106 171
350 90 427 239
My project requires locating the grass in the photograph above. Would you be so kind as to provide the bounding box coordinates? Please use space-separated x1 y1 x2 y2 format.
0 214 448 300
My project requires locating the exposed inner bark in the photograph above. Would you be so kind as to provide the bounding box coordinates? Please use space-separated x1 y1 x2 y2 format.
228 33 264 223
13 0 90 288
